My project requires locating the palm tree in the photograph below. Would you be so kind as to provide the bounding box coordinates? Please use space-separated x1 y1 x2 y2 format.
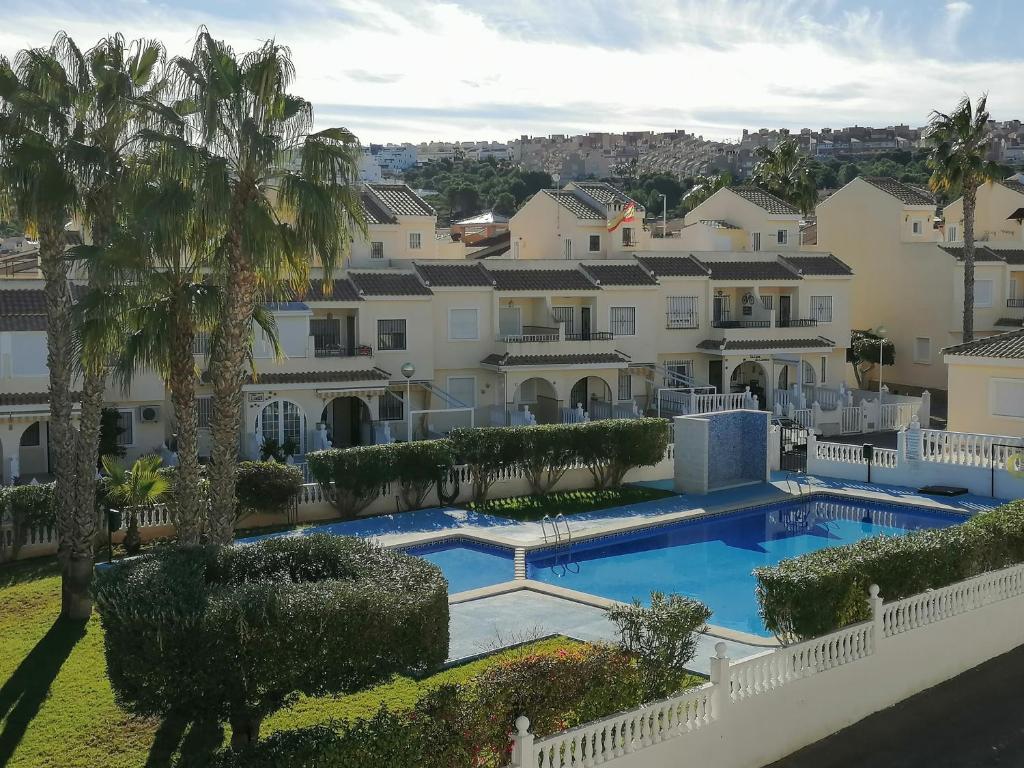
926 94 1001 343
77 156 224 544
170 31 364 543
0 39 97 619
101 454 169 554
682 171 731 211
750 139 817 215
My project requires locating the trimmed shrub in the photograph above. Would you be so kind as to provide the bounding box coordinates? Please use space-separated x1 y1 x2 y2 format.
390 440 453 509
572 418 671 489
448 427 522 504
755 500 1024 642
235 461 304 517
608 592 712 700
0 483 57 560
94 534 449 748
307 447 394 518
515 424 578 495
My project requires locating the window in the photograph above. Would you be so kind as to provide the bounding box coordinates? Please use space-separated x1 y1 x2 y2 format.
409 232 422 250
259 400 304 452
948 225 958 242
810 295 833 323
192 331 211 355
991 378 1024 418
446 376 476 408
665 360 693 385
20 422 40 447
617 370 632 400
800 360 817 385
197 397 213 429
499 306 522 337
379 391 404 421
588 234 601 252
609 306 636 336
666 296 698 328
974 280 994 308
512 240 521 259
377 319 407 350
310 317 341 351
552 306 575 334
820 356 827 383
760 295 774 310
116 410 134 447
564 238 573 259
518 379 538 403
912 220 922 235
751 232 761 251
370 241 384 259
914 337 931 364
777 229 788 245
622 227 634 246
448 308 479 340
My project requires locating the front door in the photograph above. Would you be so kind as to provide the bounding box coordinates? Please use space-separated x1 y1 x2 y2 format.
708 360 723 393
778 295 792 326
580 307 592 341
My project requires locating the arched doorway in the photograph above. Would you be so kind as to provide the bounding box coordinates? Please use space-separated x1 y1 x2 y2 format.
320 395 372 448
19 421 46 478
256 399 306 458
730 361 767 406
777 365 789 391
569 376 612 416
513 377 558 424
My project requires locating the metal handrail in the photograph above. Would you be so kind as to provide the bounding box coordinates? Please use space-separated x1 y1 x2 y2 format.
711 319 771 328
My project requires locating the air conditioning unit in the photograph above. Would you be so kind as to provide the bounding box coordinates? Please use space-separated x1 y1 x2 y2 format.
137 405 161 423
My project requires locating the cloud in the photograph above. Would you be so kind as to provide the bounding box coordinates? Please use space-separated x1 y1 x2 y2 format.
343 69 403 85
935 0 972 52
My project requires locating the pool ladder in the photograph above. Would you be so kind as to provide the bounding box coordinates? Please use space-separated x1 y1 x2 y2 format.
540 514 577 576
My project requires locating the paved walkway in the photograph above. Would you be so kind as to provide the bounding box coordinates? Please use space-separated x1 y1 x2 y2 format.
767 643 1024 767
447 589 761 674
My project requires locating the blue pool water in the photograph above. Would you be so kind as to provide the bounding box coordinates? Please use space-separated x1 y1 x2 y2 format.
404 539 515 594
525 495 965 637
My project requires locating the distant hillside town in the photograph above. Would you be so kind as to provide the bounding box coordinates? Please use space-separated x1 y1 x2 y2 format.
358 120 1024 184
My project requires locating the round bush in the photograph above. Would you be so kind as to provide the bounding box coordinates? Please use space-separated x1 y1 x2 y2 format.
93 534 449 746
235 460 304 516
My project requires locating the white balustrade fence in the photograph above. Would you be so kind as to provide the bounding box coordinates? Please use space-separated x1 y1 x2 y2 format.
512 564 1024 768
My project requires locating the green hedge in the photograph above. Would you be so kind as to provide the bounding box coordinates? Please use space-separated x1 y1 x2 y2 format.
235 461 304 516
94 534 449 747
448 427 523 504
571 418 670 489
755 499 1024 642
0 483 57 560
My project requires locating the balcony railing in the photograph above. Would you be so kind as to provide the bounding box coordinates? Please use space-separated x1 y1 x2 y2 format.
711 319 771 329
565 331 614 341
777 318 819 328
1007 298 1024 308
666 313 699 329
313 344 373 358
500 325 561 343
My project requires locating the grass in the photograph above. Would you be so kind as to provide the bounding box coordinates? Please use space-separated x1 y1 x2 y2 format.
466 485 675 521
0 557 579 768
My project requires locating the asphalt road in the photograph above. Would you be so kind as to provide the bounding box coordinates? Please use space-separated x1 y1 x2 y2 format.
766 643 1024 767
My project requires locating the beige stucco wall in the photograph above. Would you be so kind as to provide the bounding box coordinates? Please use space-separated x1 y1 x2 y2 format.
684 189 801 252
945 359 1024 436
942 182 1024 245
509 192 609 260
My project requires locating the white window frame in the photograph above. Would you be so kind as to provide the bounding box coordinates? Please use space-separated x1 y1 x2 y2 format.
617 370 632 401
588 234 601 252
666 296 699 329
564 238 573 259
777 229 788 245
370 241 384 259
379 391 405 421
409 232 422 250
948 225 958 242
609 306 637 336
990 377 1024 420
751 232 761 251
447 307 480 341
664 359 693 385
377 318 407 351
912 220 922 235
446 376 477 409
974 279 994 308
913 337 931 364
116 409 135 448
820 355 827 384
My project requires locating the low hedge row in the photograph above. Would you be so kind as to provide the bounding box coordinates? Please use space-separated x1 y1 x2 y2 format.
307 418 671 512
0 483 57 559
755 499 1024 642
94 534 449 748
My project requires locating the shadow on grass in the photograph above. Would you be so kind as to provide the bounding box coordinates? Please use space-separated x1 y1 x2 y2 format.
0 617 86 766
145 715 223 768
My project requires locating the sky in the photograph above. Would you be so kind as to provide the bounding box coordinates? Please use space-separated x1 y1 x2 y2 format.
2 0 1023 145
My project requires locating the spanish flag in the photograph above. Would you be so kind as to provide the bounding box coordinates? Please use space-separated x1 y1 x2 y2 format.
607 202 636 232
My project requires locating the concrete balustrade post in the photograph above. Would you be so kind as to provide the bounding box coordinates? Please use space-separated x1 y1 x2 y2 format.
869 584 884 650
709 641 730 721
510 715 533 768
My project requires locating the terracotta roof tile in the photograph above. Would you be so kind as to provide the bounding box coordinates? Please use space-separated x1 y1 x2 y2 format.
367 183 434 217
349 272 432 296
481 352 628 367
861 177 935 205
704 260 801 281
729 186 800 215
0 391 82 405
304 278 363 301
944 328 1024 359
697 337 835 351
634 255 709 277
0 289 49 331
581 263 658 286
249 369 392 385
414 262 493 287
781 255 853 276
543 190 605 220
489 268 596 291
573 181 637 206
360 191 397 225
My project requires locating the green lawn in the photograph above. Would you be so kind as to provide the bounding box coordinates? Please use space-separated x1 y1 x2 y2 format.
0 558 578 768
466 485 675 521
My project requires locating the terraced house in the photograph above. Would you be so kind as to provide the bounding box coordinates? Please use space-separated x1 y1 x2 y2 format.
0 180 856 481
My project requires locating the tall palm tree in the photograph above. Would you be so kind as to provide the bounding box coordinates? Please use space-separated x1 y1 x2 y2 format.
750 139 817 215
0 40 95 618
682 171 731 211
926 94 1000 343
170 31 364 543
77 155 224 544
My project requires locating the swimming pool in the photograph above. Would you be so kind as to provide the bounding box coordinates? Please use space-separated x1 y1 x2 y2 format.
526 495 965 637
403 539 515 594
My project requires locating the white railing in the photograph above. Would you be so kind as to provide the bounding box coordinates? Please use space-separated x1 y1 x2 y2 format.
560 405 590 424
840 406 861 434
803 385 839 411
880 403 914 431
511 565 1024 768
792 408 813 429
589 400 642 421
920 429 1022 469
812 440 897 469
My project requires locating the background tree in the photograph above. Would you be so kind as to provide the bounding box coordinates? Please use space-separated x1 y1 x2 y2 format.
171 31 364 543
750 139 817 214
926 94 1001 342
681 171 731 211
0 39 96 618
847 330 896 389
100 454 168 554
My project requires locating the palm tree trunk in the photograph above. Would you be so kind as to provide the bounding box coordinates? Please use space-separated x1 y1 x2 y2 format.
207 202 256 544
962 183 977 343
39 222 93 619
169 310 203 544
75 368 104 543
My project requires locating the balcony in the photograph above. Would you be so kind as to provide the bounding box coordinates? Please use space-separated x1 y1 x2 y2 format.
1007 298 1024 308
494 325 617 357
776 318 819 328
711 319 770 329
313 343 373 358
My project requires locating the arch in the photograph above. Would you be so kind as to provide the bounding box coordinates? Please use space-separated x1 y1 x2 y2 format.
513 377 558 424
18 421 47 479
800 360 817 386
777 365 789 390
256 399 307 457
569 376 612 415
730 360 768 407
320 395 373 448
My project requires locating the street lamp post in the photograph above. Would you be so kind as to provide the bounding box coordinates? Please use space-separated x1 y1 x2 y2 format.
401 362 415 442
659 193 667 238
872 326 888 400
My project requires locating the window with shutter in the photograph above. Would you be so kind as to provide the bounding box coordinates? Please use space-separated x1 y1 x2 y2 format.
666 297 698 328
810 296 833 323
991 379 1024 418
610 306 636 336
446 377 476 408
448 308 479 340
